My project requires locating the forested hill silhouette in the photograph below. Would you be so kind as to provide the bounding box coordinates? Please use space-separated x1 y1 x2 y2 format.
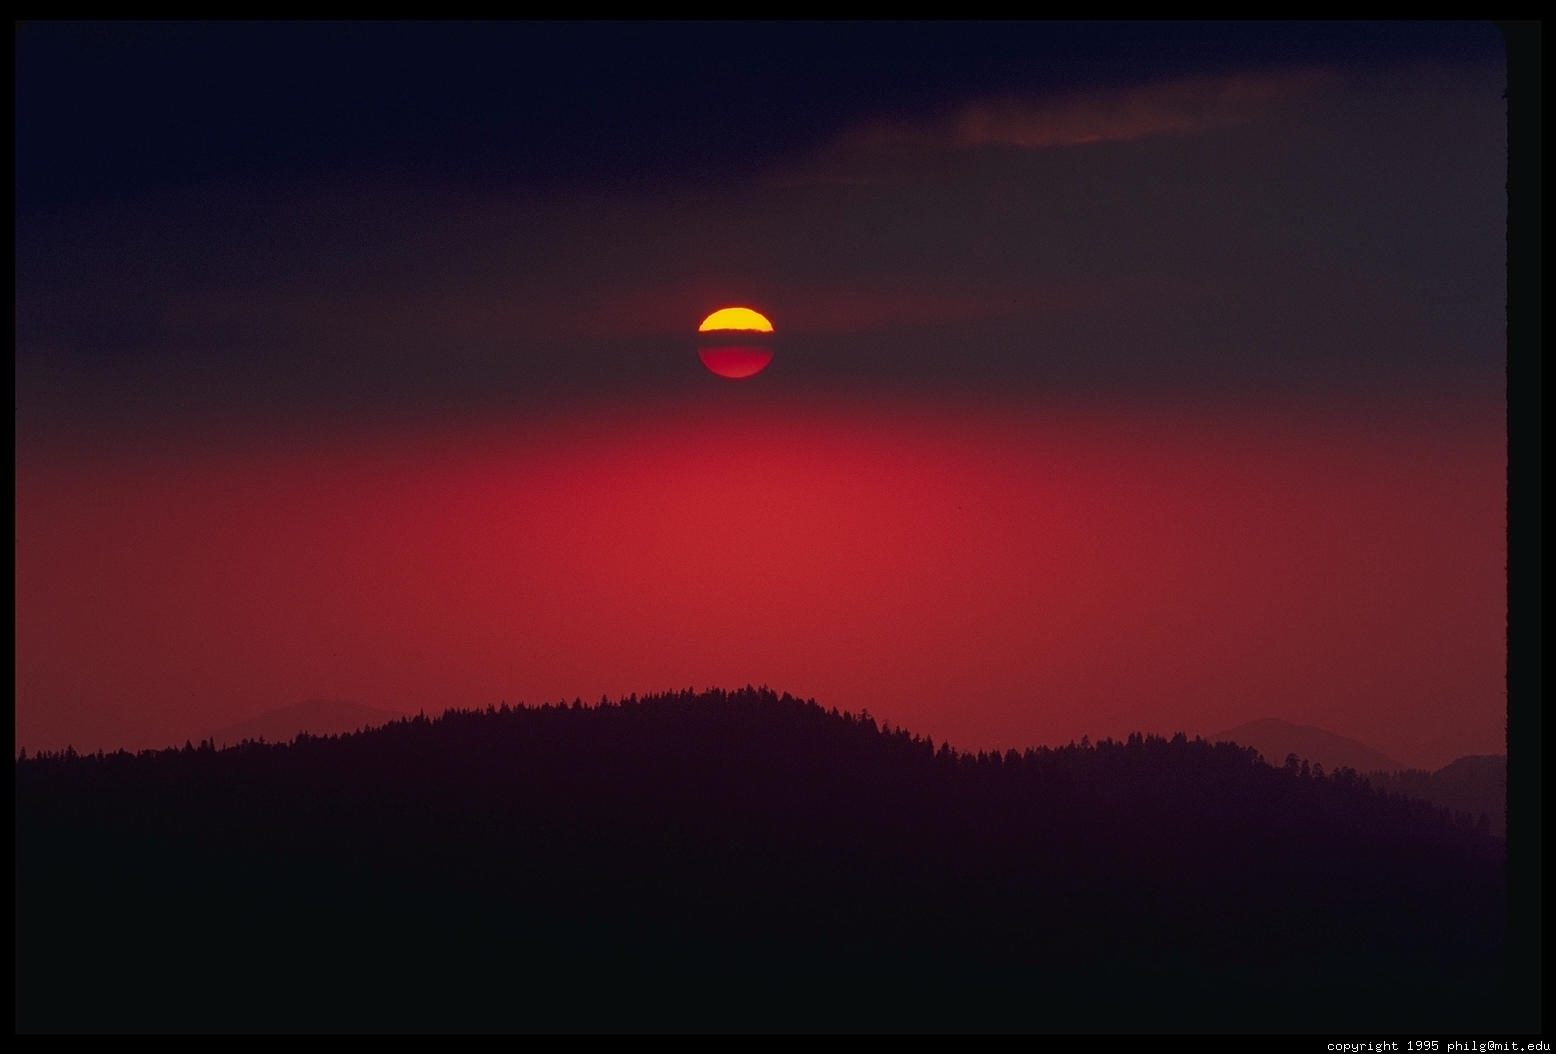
17 688 1506 1033
1209 718 1505 837
1364 754 1507 838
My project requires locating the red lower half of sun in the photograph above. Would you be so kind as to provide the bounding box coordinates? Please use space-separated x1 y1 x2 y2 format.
699 344 774 380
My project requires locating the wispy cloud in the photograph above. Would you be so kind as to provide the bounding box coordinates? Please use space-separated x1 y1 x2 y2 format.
840 68 1339 154
734 67 1355 194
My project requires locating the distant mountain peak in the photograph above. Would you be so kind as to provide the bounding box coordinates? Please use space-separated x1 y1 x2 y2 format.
206 699 411 747
1210 717 1404 774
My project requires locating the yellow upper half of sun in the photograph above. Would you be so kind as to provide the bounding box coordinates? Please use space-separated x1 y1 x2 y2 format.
698 306 774 333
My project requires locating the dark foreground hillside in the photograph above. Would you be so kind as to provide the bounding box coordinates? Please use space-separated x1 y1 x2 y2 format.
17 688 1507 1033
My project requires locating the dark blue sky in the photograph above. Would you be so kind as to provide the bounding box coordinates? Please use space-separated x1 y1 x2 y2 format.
16 21 1506 211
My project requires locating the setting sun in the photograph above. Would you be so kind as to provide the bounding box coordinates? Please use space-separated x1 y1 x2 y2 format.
698 306 774 333
697 306 775 379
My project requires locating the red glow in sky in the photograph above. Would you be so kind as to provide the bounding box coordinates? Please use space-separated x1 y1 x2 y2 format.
14 391 1504 769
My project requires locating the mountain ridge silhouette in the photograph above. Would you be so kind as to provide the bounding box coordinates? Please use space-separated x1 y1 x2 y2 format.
18 688 1507 1032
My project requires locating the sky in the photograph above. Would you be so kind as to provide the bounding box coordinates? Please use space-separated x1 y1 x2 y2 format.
14 22 1513 769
